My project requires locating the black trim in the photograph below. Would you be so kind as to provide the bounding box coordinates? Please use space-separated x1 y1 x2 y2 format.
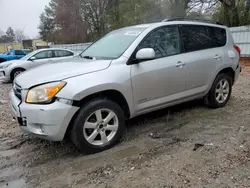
72 100 81 107
162 18 224 26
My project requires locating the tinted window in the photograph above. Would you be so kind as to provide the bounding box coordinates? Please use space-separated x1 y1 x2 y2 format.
138 26 180 59
34 51 53 60
15 50 26 55
213 27 227 47
54 50 73 57
180 25 214 52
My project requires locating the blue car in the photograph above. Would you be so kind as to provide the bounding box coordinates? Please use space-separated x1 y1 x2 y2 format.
0 49 31 63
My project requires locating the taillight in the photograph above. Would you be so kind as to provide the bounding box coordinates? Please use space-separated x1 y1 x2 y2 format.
234 45 241 56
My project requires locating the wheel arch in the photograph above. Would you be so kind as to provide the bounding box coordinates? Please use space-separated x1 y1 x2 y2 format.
10 67 26 81
217 67 235 84
64 89 131 139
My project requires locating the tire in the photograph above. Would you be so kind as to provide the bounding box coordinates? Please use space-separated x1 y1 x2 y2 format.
11 68 25 82
71 99 126 154
204 73 232 108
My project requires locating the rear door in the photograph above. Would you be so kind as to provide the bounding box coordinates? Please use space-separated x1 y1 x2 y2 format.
179 24 224 94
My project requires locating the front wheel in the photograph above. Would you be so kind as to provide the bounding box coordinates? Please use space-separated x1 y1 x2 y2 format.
11 68 25 81
71 99 126 154
204 73 232 108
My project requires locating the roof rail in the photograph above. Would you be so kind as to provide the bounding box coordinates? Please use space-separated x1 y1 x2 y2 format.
162 18 224 25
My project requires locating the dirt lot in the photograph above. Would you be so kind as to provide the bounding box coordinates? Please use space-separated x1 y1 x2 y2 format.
1 68 250 188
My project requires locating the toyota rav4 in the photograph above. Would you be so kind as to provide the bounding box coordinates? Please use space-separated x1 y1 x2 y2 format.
10 19 241 153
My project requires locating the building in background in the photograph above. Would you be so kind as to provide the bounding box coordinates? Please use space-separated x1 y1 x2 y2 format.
0 43 22 53
22 39 48 51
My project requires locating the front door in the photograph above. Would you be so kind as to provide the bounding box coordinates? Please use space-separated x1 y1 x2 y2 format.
28 50 54 69
131 25 187 113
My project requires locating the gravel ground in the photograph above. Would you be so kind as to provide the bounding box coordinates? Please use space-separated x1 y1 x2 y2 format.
1 68 250 188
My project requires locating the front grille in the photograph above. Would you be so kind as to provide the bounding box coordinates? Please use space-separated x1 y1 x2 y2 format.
13 83 22 101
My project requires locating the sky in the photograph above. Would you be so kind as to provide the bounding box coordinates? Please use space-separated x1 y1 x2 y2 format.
0 0 50 38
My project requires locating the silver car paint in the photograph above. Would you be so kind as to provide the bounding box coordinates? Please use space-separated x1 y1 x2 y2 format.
10 21 240 141
0 48 74 82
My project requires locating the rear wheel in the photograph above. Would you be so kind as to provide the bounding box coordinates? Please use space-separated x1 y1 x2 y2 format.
204 73 232 108
71 99 126 154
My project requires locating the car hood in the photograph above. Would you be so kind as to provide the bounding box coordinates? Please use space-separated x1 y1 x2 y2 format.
15 59 112 89
0 55 9 59
0 60 27 69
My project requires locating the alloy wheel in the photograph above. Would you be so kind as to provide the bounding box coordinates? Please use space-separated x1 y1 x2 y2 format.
83 109 119 146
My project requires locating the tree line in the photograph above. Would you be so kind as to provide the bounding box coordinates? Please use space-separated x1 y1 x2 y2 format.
38 0 250 44
0 27 28 43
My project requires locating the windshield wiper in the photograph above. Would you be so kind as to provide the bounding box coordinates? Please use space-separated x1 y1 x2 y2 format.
82 55 94 59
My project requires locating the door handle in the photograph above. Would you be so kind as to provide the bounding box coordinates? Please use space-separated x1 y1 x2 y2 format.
214 55 222 60
176 61 185 68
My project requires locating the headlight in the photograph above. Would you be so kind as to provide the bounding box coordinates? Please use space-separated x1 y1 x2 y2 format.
26 81 66 104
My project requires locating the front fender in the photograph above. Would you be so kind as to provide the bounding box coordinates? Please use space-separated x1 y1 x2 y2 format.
56 64 135 117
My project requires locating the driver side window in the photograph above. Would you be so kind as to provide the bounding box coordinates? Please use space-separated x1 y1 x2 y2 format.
33 50 53 60
137 26 181 59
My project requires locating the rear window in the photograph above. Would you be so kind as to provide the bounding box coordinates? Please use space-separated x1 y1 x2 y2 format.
179 25 227 53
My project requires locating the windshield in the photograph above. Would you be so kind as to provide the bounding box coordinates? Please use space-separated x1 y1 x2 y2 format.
23 49 31 54
80 27 146 60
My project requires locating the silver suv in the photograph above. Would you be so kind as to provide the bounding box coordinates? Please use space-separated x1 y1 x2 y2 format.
10 20 241 153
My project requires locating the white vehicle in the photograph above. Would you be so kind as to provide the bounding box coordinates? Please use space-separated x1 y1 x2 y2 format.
0 48 75 82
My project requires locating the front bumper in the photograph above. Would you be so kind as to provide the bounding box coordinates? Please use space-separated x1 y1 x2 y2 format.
10 90 79 141
0 69 10 82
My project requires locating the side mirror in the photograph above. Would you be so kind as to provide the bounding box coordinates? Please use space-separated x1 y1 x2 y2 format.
136 48 155 61
29 56 36 61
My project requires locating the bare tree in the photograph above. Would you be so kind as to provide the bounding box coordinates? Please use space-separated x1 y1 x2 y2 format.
15 29 27 43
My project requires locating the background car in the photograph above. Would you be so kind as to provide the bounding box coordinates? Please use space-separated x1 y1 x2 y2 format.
0 49 31 63
0 48 75 82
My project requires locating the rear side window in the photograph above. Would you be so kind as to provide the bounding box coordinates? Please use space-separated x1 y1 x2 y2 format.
179 25 213 52
15 50 26 55
180 25 227 53
54 50 74 57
